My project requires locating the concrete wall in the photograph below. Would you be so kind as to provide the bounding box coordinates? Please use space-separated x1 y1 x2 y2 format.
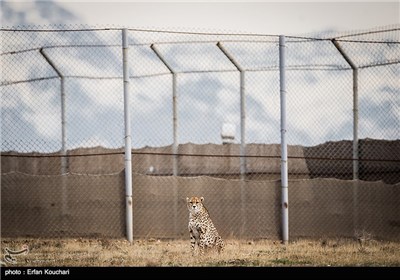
1 173 399 240
2 140 399 239
2 139 399 183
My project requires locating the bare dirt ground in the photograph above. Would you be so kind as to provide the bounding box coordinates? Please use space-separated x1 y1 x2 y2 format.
1 237 399 267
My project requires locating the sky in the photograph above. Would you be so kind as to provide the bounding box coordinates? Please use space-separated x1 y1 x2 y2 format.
1 1 399 151
1 0 399 36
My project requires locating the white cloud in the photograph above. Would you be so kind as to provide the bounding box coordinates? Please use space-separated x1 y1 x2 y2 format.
2 10 399 151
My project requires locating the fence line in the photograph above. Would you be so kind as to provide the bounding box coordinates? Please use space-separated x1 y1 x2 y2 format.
1 25 399 241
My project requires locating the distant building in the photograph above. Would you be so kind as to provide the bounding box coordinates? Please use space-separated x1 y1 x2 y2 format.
221 123 236 144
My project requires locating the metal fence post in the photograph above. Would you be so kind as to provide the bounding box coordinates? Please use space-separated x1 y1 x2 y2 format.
332 39 360 232
150 44 179 235
39 48 68 219
279 35 289 244
217 42 247 236
122 29 133 243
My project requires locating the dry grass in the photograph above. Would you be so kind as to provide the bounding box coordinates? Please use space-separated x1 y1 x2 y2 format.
1 237 399 267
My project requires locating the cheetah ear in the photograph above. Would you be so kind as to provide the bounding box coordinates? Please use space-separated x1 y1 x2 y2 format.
186 197 190 202
200 197 204 202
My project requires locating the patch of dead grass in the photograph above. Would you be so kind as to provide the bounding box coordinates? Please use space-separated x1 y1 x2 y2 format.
1 237 399 267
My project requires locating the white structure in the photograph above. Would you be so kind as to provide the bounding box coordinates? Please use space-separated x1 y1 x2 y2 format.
221 123 236 144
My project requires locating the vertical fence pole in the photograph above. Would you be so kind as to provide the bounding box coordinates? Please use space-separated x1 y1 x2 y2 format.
60 77 68 216
150 44 178 176
352 68 359 232
122 29 133 243
150 44 179 235
217 42 247 236
39 49 68 217
332 39 359 232
279 35 289 244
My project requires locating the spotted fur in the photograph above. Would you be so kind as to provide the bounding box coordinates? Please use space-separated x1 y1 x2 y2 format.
186 196 224 255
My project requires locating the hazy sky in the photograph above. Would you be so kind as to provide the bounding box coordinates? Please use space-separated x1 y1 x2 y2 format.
1 1 399 150
2 1 399 35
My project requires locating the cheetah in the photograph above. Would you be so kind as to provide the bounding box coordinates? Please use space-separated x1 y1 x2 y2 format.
186 196 224 255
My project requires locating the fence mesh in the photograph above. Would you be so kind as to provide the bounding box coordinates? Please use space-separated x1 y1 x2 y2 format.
1 25 399 241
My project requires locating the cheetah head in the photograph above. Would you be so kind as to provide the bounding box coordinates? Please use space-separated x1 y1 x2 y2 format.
186 196 204 214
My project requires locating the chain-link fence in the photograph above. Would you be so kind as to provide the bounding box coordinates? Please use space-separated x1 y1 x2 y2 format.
1 25 399 241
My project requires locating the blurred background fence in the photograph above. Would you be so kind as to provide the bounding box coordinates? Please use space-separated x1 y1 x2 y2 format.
1 25 399 241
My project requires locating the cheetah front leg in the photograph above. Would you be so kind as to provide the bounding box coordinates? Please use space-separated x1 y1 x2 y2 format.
199 230 209 256
198 238 206 256
215 236 224 254
189 229 197 255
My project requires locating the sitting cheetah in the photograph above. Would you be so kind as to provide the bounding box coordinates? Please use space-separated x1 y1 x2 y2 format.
186 196 224 255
